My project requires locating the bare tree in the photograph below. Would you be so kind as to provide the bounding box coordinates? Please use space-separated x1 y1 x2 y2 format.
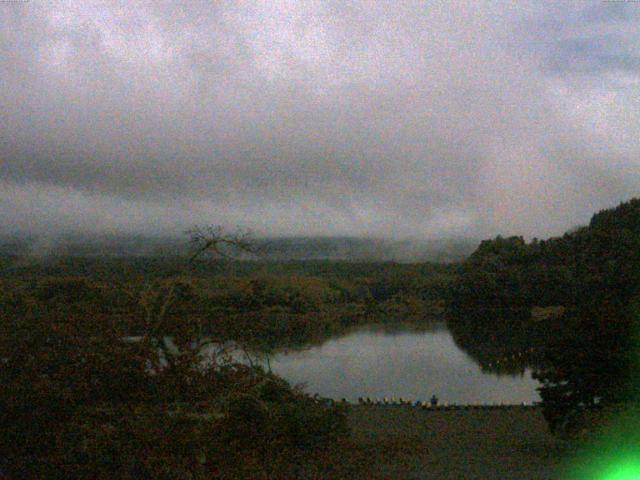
186 225 254 264
137 226 255 370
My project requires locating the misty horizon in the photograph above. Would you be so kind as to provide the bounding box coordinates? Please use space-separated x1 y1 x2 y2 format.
0 231 480 263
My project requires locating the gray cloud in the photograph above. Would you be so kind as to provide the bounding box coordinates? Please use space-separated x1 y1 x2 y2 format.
1 1 639 240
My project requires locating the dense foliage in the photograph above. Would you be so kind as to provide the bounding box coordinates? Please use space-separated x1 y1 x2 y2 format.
0 284 364 478
0 255 452 478
1 260 453 351
448 198 640 433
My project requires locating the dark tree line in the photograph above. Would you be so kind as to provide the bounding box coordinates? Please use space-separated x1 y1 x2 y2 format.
448 198 640 433
0 229 365 479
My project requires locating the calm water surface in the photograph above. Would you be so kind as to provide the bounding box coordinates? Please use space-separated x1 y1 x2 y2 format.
268 324 540 404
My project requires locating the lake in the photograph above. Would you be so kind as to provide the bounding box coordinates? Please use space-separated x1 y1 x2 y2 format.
267 323 540 404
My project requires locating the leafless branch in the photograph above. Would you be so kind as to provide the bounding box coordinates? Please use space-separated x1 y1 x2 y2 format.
186 225 254 263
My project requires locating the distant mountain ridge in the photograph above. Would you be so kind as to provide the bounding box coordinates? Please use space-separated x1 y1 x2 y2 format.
0 234 478 263
254 237 478 262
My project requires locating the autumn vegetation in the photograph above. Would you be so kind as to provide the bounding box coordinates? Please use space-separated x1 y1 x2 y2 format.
2 198 640 477
0 233 451 478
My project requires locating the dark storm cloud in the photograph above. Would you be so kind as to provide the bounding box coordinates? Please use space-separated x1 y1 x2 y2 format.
1 1 639 239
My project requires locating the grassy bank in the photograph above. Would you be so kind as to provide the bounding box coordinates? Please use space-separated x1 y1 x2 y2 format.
348 405 568 479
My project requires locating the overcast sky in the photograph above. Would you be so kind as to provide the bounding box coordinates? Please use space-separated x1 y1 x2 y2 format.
1 1 639 240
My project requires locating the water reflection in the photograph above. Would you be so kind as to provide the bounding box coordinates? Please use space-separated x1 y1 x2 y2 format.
268 323 540 404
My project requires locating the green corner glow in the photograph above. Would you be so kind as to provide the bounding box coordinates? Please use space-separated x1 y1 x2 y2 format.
563 444 640 480
558 404 640 480
560 305 640 480
600 460 640 480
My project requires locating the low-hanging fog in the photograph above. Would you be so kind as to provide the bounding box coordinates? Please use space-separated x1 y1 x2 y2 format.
1 1 639 241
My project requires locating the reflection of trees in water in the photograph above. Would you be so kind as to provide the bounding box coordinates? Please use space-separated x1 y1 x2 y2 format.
235 318 446 357
446 310 548 376
360 321 447 335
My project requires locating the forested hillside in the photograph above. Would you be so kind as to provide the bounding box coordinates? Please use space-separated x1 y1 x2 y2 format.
448 198 640 433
